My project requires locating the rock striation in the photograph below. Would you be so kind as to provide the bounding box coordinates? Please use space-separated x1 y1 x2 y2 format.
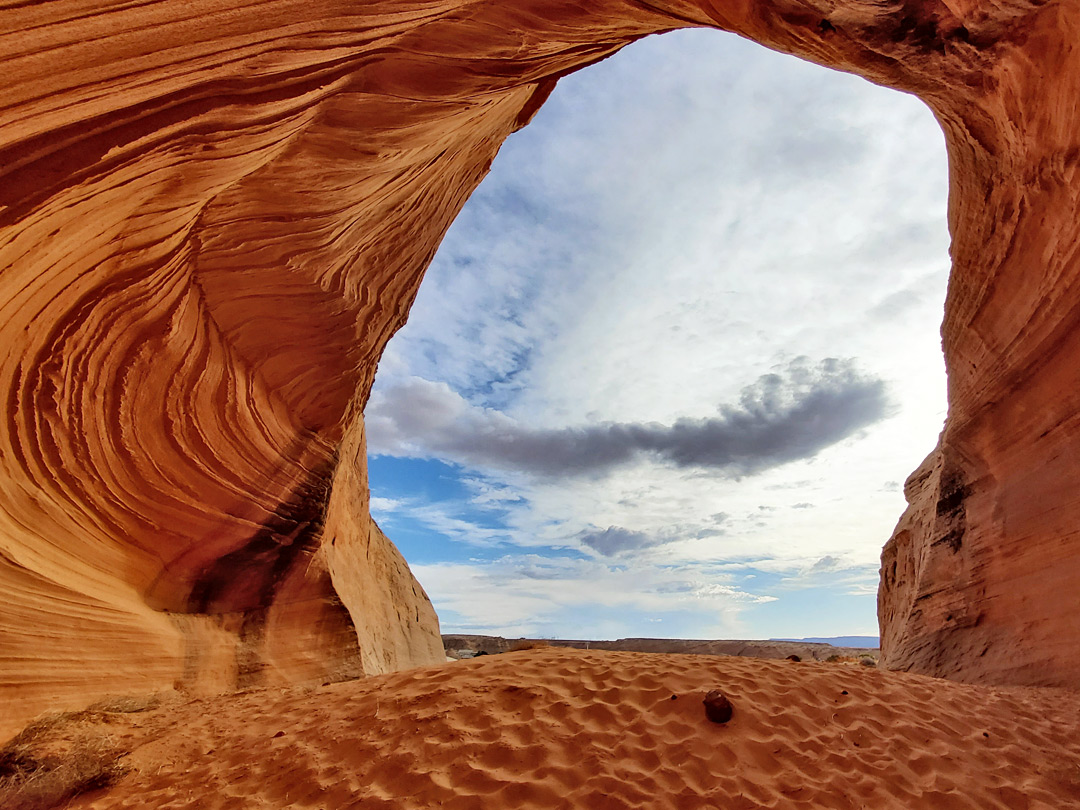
1 0 1078 735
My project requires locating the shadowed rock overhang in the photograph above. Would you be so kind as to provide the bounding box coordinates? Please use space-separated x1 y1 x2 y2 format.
1 0 1078 736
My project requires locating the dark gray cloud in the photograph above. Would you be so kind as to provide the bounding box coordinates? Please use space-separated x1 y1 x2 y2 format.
579 526 657 556
655 581 696 594
366 357 890 479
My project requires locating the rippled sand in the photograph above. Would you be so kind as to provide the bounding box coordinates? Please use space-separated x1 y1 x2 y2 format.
35 647 1080 809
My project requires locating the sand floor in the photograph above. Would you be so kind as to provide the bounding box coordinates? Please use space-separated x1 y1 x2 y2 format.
12 648 1080 809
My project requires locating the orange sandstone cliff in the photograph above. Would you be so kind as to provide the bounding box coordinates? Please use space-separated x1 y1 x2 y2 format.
1 0 1077 735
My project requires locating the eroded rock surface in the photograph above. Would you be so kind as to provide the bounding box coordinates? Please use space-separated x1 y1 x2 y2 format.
1 0 1077 734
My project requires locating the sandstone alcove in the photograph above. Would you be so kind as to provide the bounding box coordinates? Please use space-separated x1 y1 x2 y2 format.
1 0 1078 739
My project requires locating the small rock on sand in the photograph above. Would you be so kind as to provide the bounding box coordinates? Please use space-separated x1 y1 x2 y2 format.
703 690 734 724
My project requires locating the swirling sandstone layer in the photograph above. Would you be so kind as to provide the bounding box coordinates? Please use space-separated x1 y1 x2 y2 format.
1 0 1077 734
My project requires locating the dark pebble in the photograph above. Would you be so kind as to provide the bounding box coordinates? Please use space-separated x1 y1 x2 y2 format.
703 690 734 724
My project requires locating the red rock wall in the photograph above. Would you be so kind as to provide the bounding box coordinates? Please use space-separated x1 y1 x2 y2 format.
879 0 1080 685
0 0 1076 735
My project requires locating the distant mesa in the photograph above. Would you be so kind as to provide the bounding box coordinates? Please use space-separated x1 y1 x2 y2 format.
442 635 880 663
772 637 881 649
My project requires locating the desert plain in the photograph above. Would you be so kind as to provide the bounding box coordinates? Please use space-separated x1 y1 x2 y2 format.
4 647 1080 809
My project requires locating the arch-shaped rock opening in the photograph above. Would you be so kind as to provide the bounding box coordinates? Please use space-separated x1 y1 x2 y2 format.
1 0 1078 738
364 27 951 647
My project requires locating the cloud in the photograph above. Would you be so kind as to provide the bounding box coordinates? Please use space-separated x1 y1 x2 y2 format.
771 557 881 597
411 554 777 638
369 496 405 513
368 494 512 548
367 357 889 479
579 526 657 555
846 583 879 596
810 555 842 572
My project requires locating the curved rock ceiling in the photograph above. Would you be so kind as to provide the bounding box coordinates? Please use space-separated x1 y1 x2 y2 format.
1 0 1077 734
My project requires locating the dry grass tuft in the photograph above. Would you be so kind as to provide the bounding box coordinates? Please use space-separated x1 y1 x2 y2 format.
509 640 551 652
825 654 862 664
0 713 128 810
86 694 162 714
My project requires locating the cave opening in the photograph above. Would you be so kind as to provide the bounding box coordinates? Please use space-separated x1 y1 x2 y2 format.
363 28 950 645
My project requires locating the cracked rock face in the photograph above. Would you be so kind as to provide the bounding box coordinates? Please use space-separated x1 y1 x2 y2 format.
1 0 1077 733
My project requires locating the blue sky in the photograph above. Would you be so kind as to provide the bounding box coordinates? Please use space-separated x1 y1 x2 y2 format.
366 28 950 641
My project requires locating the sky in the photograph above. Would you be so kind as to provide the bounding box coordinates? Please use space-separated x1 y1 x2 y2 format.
364 28 951 642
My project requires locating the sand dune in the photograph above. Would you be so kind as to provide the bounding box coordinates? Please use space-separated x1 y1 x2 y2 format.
6 648 1072 809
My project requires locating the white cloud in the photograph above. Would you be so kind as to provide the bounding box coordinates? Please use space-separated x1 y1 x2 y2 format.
413 555 776 638
369 496 405 514
369 494 513 549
